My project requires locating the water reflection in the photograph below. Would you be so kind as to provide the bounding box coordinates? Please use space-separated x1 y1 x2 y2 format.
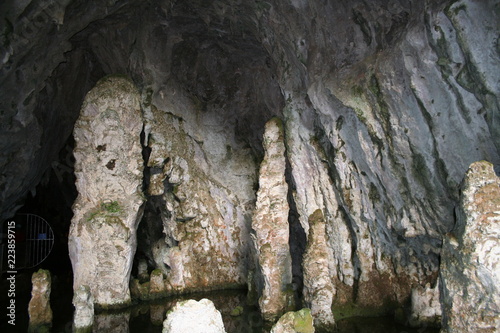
51 289 440 333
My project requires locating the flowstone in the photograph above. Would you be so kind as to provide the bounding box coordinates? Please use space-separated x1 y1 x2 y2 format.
69 75 145 308
440 161 500 332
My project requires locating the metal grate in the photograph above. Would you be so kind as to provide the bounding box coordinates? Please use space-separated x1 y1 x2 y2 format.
21 214 55 268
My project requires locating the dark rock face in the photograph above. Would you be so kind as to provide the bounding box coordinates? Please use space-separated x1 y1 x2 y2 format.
1 0 499 327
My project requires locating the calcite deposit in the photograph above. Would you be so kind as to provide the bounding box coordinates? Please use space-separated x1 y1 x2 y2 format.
440 161 500 332
408 282 441 327
73 285 94 332
68 75 145 308
28 269 52 331
252 118 293 321
0 0 499 330
302 210 335 328
270 308 315 333
162 299 226 333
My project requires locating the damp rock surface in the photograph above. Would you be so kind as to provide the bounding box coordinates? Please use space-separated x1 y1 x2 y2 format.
408 282 441 327
439 160 500 332
28 269 52 330
72 285 94 331
0 0 499 328
270 308 315 333
162 298 226 333
68 75 145 308
252 118 293 321
302 210 335 328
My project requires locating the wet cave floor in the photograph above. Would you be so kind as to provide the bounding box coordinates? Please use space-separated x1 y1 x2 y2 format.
2 271 439 333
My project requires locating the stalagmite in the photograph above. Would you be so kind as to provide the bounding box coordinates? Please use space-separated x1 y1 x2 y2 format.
440 161 500 332
69 75 145 308
28 269 52 331
73 285 94 331
302 210 335 328
252 117 293 321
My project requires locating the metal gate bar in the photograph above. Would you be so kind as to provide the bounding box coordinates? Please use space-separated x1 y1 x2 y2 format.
22 214 54 268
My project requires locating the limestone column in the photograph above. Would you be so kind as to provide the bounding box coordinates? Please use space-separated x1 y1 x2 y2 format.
302 209 335 328
28 269 52 331
69 75 145 308
252 117 293 321
73 285 94 331
440 161 500 332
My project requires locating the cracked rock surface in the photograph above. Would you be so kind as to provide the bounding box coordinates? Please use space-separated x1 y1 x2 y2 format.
0 0 499 328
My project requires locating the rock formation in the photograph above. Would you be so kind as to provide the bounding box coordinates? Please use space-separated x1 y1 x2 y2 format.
149 269 166 299
439 161 500 332
270 308 315 333
68 75 145 308
408 282 441 327
302 210 335 328
140 99 256 294
28 269 52 331
0 0 499 330
162 298 226 333
252 117 293 321
73 285 94 332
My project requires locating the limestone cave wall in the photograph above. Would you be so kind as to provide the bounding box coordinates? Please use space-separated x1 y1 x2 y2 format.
1 0 499 327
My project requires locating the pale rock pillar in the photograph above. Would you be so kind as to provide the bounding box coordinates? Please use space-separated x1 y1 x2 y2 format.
69 75 145 308
73 285 94 331
440 161 500 332
302 210 335 328
28 269 52 331
252 117 293 321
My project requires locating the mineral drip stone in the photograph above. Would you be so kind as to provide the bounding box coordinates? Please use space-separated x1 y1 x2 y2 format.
69 75 145 308
28 269 52 331
439 161 500 332
73 285 94 331
162 299 226 333
252 117 294 321
302 210 335 328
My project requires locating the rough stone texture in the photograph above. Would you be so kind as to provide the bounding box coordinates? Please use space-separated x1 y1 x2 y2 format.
0 0 499 327
270 308 315 333
302 209 335 329
162 298 226 333
28 269 52 329
68 75 144 308
252 118 293 321
439 160 500 333
408 282 441 327
72 285 94 331
279 0 500 311
140 95 257 294
149 269 166 298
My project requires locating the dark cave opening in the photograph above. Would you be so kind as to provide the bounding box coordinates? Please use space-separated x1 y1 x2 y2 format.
9 135 77 277
285 150 306 304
